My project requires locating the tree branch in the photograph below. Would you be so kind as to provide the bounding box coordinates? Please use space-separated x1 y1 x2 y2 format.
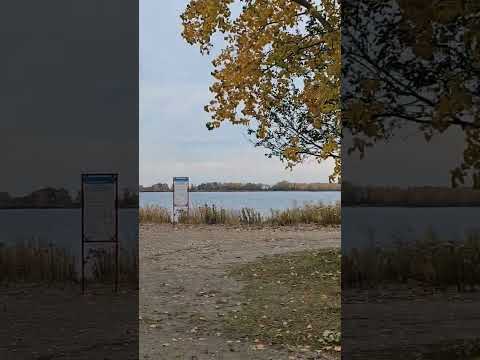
291 0 334 32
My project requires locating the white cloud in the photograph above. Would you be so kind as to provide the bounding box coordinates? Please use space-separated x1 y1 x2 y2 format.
139 0 335 187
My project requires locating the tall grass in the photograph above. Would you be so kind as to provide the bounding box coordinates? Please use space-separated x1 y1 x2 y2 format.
140 202 341 226
139 204 171 223
0 242 138 285
178 204 246 225
343 231 480 291
268 203 340 226
86 246 138 284
0 242 76 283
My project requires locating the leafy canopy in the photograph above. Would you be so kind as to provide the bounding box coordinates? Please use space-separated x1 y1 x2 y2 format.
343 0 480 187
181 0 341 181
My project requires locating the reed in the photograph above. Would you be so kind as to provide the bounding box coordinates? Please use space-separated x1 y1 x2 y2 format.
178 204 243 225
0 241 138 285
86 246 138 284
0 242 76 283
139 204 171 223
140 203 341 226
343 230 480 291
268 203 340 226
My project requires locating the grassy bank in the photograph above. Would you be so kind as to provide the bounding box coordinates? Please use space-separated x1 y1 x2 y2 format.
140 203 341 226
0 242 76 283
86 246 138 285
343 231 480 291
225 249 341 356
0 242 138 285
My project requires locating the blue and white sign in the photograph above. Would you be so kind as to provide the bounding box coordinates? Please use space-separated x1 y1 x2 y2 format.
173 177 189 207
82 174 117 242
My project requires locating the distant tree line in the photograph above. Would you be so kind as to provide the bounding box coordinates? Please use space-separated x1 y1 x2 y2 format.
269 181 340 192
0 187 138 209
342 182 480 207
140 181 340 192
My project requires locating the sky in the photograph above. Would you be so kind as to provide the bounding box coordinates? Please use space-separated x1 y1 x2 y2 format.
139 0 335 187
139 0 470 189
343 126 466 187
1 0 138 196
1 0 465 197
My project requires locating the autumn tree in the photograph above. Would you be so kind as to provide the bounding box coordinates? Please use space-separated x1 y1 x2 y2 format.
181 0 341 181
343 0 480 187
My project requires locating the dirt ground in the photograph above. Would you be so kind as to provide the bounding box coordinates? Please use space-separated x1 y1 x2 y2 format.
0 284 138 360
342 288 480 359
140 224 340 360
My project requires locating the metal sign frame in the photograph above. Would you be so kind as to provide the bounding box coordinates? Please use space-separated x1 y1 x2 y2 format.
172 177 190 224
81 173 119 293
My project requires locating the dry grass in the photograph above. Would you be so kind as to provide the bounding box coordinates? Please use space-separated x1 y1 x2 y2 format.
86 246 138 285
343 230 480 291
0 242 76 283
139 204 171 223
0 242 137 286
140 203 341 226
268 203 340 226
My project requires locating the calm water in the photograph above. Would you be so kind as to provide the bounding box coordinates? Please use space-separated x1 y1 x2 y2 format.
0 209 137 258
2 202 479 257
140 191 341 214
343 207 480 250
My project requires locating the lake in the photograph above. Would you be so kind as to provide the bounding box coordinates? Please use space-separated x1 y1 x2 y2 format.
343 207 480 250
2 200 479 259
0 209 137 272
140 191 341 214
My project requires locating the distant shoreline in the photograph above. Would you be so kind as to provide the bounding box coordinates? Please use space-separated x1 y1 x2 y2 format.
0 206 137 210
343 204 480 207
140 181 341 192
140 190 341 193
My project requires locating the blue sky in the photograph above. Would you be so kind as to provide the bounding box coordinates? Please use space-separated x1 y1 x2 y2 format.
139 0 334 186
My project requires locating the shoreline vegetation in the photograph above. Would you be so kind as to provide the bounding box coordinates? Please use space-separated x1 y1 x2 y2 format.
0 187 138 209
140 181 341 192
343 182 480 207
0 243 138 285
343 230 480 292
140 203 341 226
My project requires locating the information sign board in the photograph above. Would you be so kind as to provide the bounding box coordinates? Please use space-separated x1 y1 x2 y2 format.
81 173 119 293
83 174 116 241
173 177 189 207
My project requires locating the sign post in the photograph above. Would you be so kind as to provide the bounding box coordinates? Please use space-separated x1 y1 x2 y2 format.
81 173 119 293
172 177 189 224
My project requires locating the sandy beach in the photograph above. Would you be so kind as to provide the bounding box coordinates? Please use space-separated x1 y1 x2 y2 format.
0 224 340 359
140 224 340 359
